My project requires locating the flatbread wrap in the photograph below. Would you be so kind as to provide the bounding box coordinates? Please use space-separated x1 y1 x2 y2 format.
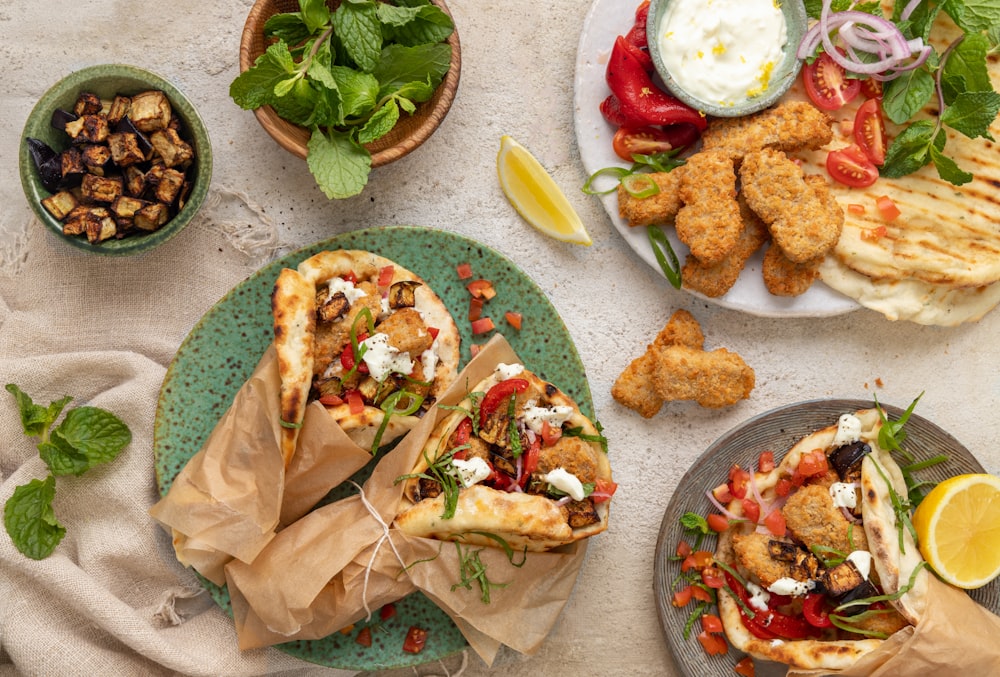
272 250 460 463
395 363 615 552
714 408 930 670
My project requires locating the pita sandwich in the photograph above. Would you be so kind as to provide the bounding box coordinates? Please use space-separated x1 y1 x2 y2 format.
272 249 460 464
715 408 929 670
395 363 614 552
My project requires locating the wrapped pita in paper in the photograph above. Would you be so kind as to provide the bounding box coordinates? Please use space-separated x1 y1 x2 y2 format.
223 335 593 664
149 346 375 585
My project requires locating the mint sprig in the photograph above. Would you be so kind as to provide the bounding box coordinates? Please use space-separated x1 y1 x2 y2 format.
3 384 131 560
229 0 454 199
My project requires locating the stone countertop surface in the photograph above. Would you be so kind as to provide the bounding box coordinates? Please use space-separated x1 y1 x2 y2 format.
1 1 998 676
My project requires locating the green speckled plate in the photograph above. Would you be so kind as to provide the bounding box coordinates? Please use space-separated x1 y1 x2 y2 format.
153 226 592 670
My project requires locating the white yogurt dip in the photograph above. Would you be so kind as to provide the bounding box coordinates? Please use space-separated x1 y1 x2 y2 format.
655 0 787 106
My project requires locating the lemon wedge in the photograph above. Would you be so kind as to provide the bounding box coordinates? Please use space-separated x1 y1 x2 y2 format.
912 473 1000 589
497 135 592 246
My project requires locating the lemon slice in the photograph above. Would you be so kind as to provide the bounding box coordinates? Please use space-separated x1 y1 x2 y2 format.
912 473 1000 589
497 135 592 246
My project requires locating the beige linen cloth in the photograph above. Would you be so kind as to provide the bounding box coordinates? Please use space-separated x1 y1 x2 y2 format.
0 217 355 677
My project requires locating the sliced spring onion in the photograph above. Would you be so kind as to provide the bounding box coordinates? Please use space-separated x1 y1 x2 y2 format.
621 173 660 198
646 226 682 289
582 166 631 195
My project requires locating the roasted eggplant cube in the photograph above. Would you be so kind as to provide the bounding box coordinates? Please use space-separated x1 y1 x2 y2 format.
154 168 186 205
60 147 86 183
106 132 147 167
129 90 172 133
150 128 193 168
80 144 112 174
63 205 116 242
821 560 866 597
81 173 123 204
41 190 79 221
387 280 421 309
107 95 131 126
134 202 169 231
73 92 103 116
64 114 109 145
85 209 118 243
111 195 150 220
124 165 146 197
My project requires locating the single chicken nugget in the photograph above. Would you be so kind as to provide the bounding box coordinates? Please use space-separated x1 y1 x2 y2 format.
617 167 686 227
740 149 843 263
650 345 755 409
683 197 770 298
676 151 741 265
611 349 663 418
652 308 705 350
761 244 822 296
700 100 834 161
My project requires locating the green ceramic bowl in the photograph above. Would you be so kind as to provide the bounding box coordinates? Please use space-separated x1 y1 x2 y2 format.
646 0 807 117
19 64 212 255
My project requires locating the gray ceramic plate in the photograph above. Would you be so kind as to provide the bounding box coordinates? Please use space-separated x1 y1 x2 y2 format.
652 398 1000 675
153 226 592 670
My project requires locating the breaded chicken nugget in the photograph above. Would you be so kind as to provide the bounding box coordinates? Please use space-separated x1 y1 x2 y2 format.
761 244 822 296
612 309 705 417
650 345 755 409
740 149 844 263
700 100 833 161
682 197 770 298
617 167 686 227
675 151 741 265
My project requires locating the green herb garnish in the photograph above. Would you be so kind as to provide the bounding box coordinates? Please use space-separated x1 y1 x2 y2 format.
563 420 608 454
230 0 454 199
647 225 682 289
4 384 131 560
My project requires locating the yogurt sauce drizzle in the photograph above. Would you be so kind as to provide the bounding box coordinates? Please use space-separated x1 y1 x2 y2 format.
656 0 788 107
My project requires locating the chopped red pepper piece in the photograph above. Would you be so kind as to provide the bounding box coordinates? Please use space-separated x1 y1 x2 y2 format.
504 311 523 330
466 279 496 300
470 317 495 335
402 626 428 654
455 262 473 280
468 296 484 322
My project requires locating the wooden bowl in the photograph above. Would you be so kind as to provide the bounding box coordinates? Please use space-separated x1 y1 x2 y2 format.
239 0 461 167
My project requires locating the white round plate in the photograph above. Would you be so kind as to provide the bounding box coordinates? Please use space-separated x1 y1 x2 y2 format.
572 0 859 318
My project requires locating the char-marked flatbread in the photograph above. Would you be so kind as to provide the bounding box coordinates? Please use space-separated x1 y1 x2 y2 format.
272 250 460 464
716 409 928 670
395 364 613 552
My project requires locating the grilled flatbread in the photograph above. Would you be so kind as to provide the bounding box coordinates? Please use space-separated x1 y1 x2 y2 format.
273 250 460 464
716 409 926 670
395 364 613 552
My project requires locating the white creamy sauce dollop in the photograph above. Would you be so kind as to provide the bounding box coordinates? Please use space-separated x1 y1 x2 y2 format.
847 550 873 581
359 333 413 381
767 577 815 597
833 413 863 447
540 468 586 501
451 457 492 487
655 0 787 106
830 481 859 509
496 363 525 380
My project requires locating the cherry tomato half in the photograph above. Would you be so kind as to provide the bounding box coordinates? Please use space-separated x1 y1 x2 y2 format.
854 98 887 166
612 126 676 162
402 626 428 654
826 144 879 188
802 51 861 111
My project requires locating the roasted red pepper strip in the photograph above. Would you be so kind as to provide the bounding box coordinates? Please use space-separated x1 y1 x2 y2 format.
604 36 708 132
724 571 814 640
802 593 834 628
479 378 529 427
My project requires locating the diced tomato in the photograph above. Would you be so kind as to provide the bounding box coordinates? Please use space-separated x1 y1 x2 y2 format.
691 550 714 569
774 478 793 497
802 593 833 628
466 279 496 300
696 629 728 656
427 326 440 340
540 420 562 446
876 195 901 221
676 540 692 558
701 566 725 589
355 626 372 647
612 126 676 162
757 450 775 473
764 509 787 537
797 449 829 477
691 585 713 603
712 482 733 503
520 438 541 488
862 225 888 241
470 343 484 357
341 271 358 284
672 586 693 607
741 499 761 524
847 203 867 216
802 51 861 111
380 602 397 621
827 144 879 188
728 465 751 500
318 394 344 407
504 311 523 331
734 656 756 677
341 340 369 373
402 626 428 654
701 614 724 634
707 513 730 533
591 477 618 503
378 265 395 287
345 390 365 415
854 97 887 165
455 262 473 280
468 296 484 322
470 317 495 335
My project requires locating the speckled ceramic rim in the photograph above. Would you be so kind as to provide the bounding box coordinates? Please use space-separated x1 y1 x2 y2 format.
651 398 998 675
152 226 593 670
645 0 808 117
19 64 213 256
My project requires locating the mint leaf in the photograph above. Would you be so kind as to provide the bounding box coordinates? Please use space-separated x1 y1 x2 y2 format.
881 121 936 178
941 90 1000 140
333 0 382 72
299 0 331 33
359 99 400 144
264 12 312 44
39 434 91 477
230 41 297 109
381 4 455 47
882 67 935 124
330 65 380 118
940 0 1000 33
5 384 71 438
54 407 132 470
929 143 974 185
941 33 992 104
4 476 65 560
306 128 372 199
373 43 451 96
272 78 323 127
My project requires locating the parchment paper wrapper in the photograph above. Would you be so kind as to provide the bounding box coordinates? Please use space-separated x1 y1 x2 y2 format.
149 346 375 585
224 335 591 665
788 575 1000 676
